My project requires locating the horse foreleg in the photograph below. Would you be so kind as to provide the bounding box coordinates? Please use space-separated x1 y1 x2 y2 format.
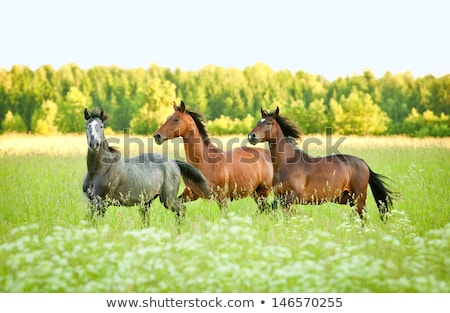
86 195 106 220
139 201 152 227
216 196 228 217
254 185 272 213
271 194 292 212
256 196 271 213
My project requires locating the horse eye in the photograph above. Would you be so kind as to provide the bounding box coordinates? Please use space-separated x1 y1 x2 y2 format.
173 118 179 123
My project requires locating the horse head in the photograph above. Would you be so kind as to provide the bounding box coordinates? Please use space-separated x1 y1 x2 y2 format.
84 107 107 152
248 107 279 145
153 100 193 145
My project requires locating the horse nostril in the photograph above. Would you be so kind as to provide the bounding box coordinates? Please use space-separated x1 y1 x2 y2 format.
154 133 163 145
248 132 259 145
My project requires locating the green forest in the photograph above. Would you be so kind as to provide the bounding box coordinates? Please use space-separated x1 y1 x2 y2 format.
0 63 449 136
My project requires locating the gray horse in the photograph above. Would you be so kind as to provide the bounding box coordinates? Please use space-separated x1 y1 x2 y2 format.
82 107 211 222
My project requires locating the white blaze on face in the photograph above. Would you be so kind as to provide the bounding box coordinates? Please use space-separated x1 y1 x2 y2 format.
260 118 266 123
87 119 102 149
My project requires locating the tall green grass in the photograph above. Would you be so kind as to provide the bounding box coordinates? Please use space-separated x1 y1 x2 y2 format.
0 137 449 292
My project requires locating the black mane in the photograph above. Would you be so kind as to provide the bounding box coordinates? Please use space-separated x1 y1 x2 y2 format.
185 109 211 145
264 109 303 145
88 107 110 122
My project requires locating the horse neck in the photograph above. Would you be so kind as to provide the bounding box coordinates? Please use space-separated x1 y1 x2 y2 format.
86 140 118 175
182 127 222 165
268 129 299 173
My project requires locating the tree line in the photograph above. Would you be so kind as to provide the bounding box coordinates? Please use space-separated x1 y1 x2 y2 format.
0 63 449 137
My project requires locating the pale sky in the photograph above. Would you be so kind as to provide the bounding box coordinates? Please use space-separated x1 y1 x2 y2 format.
1 0 449 81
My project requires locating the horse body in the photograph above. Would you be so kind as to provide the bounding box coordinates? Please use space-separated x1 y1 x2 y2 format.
84 153 178 207
154 101 273 210
271 145 369 207
83 107 210 220
248 107 396 220
182 138 270 201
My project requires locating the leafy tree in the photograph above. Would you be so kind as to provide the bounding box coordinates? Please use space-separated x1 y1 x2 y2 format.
32 100 58 134
130 78 177 134
379 71 419 132
207 114 256 135
306 98 329 134
244 63 277 114
330 88 389 135
425 75 450 115
55 87 91 133
0 69 12 131
0 63 448 137
58 63 85 96
9 65 40 132
402 108 450 137
35 65 59 102
2 110 27 133
284 99 308 132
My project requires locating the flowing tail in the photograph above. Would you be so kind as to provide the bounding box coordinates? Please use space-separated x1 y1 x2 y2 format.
368 168 398 221
175 160 212 199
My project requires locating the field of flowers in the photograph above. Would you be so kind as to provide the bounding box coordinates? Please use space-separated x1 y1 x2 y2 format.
0 134 449 292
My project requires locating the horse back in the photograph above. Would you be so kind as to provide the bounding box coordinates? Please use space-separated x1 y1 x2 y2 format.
125 152 170 165
116 153 181 203
304 153 370 190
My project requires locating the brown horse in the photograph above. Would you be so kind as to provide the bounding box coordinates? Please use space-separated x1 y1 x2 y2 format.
153 101 273 212
248 107 397 221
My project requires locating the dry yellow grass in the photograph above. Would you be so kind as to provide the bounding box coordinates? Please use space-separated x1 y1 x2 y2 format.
0 133 449 157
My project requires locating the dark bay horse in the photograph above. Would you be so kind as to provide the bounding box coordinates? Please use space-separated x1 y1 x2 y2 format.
248 107 397 221
82 107 210 222
153 101 273 212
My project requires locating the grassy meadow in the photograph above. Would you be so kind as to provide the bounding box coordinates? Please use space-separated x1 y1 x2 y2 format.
0 133 449 292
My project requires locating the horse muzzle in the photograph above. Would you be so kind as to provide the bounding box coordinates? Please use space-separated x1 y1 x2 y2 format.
88 138 101 152
153 133 166 145
248 132 259 145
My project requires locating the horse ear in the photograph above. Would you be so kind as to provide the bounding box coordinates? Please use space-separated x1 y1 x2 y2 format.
173 101 178 111
100 108 105 121
274 106 280 117
84 108 91 120
261 107 267 117
180 100 186 112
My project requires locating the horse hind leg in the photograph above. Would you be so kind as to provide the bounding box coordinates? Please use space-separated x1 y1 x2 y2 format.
160 191 186 221
254 184 271 213
339 191 367 224
352 193 368 225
